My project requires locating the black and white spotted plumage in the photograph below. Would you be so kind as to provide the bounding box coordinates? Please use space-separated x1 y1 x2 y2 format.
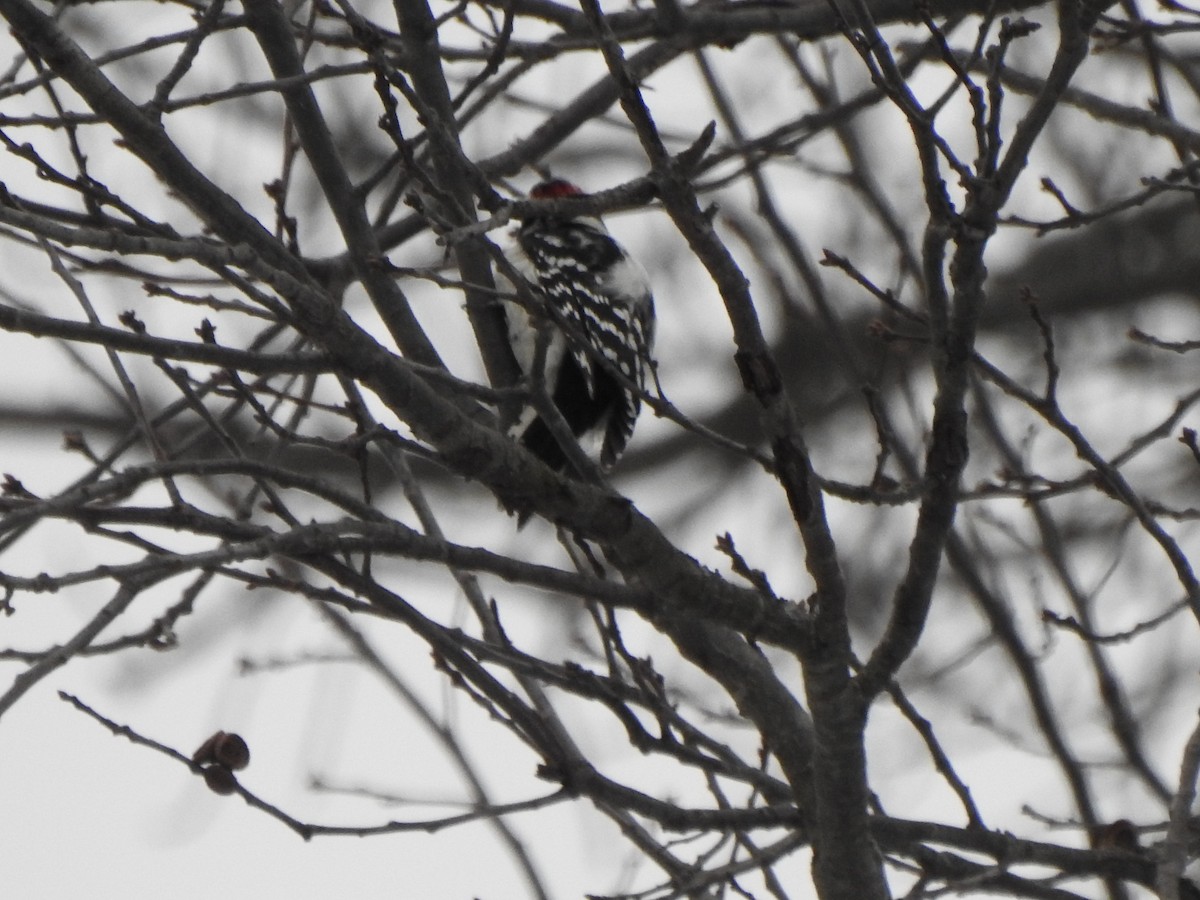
502 179 655 473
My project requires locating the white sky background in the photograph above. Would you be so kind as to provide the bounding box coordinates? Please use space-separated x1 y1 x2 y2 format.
2 1 1200 897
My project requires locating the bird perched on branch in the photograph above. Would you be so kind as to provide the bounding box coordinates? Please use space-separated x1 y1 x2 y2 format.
501 178 656 475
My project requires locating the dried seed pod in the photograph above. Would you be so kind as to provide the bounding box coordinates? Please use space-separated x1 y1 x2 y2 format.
202 765 237 796
193 731 250 771
212 732 250 771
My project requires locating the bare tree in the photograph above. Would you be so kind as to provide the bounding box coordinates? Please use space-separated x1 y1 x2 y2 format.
3 0 1200 896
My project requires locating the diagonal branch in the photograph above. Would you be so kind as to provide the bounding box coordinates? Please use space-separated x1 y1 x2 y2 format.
241 0 444 368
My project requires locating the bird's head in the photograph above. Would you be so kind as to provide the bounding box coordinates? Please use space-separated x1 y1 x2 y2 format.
529 179 584 200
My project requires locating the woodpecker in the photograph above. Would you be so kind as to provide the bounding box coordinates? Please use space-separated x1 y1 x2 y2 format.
501 179 656 474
